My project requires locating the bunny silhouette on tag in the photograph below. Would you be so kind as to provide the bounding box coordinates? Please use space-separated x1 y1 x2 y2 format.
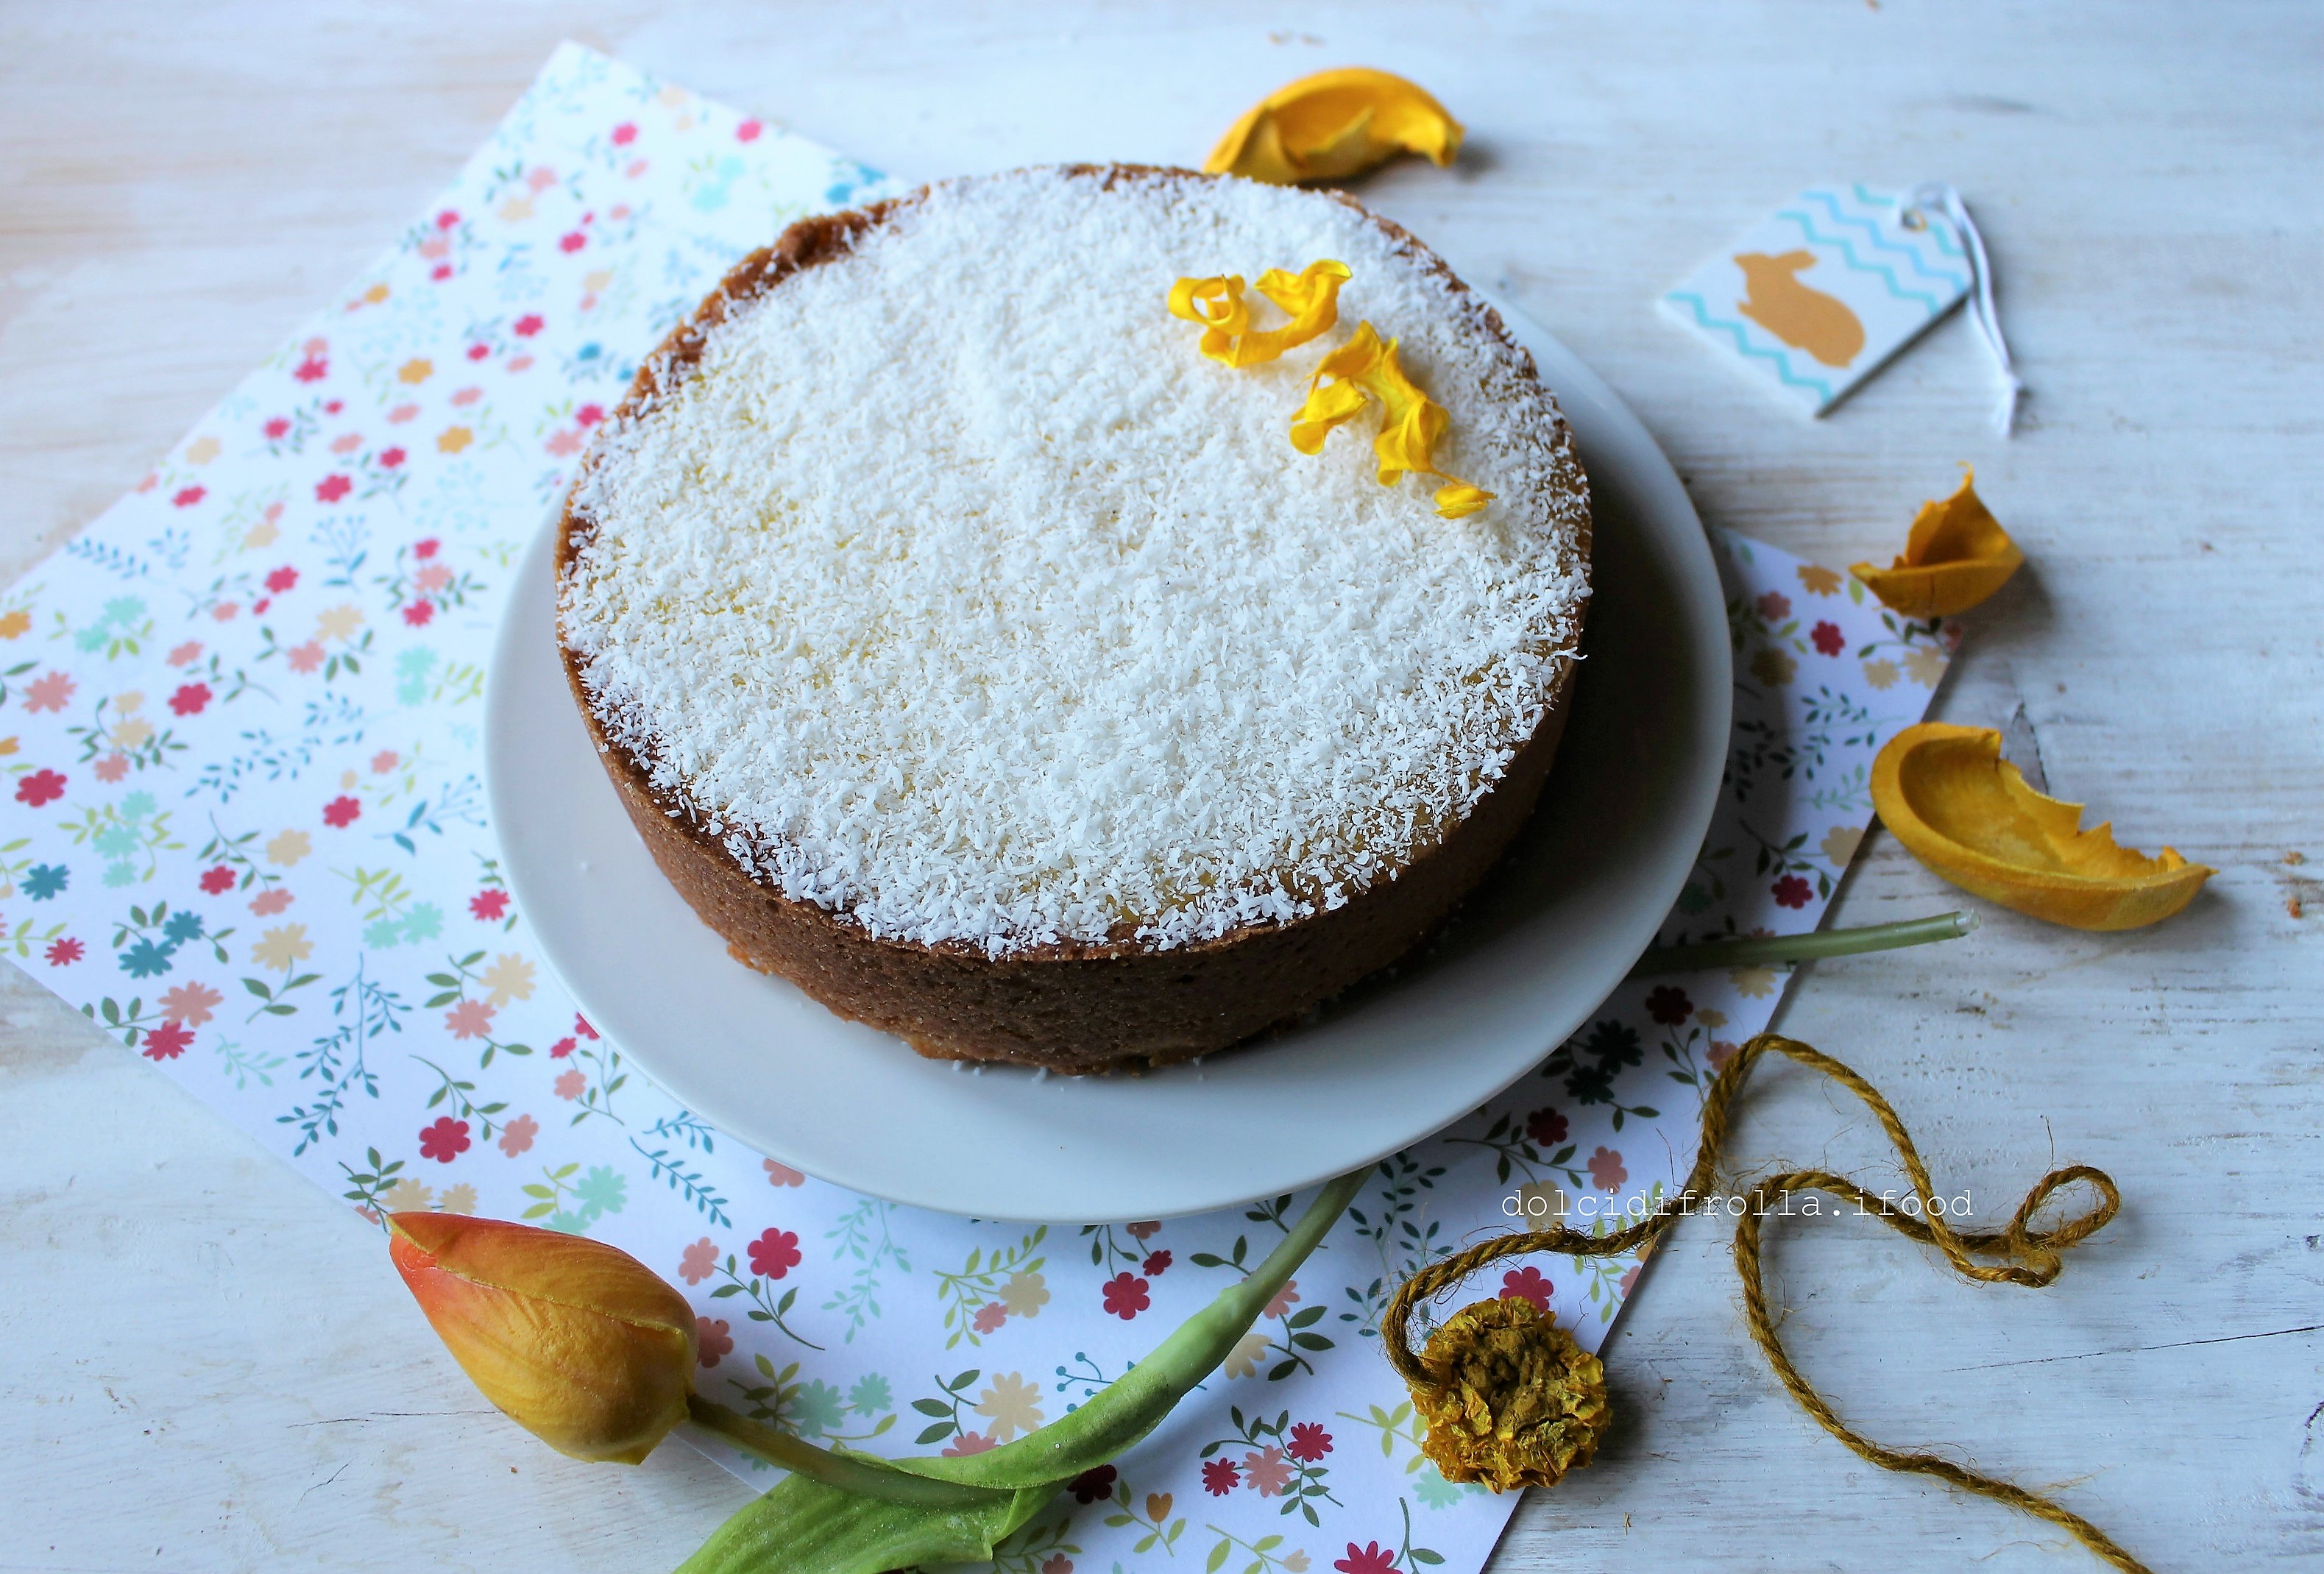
1662 185 1974 416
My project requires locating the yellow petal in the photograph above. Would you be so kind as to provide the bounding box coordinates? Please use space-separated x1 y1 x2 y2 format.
1850 469 2024 618
1871 723 2212 931
1169 261 1350 367
1433 481 1495 519
1291 376 1372 455
1205 69 1464 185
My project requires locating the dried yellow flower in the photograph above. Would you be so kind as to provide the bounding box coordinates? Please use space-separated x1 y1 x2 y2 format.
1851 469 2024 618
1411 1296 1609 1491
1205 68 1464 185
1166 259 1352 367
1871 723 2213 930
1290 320 1496 517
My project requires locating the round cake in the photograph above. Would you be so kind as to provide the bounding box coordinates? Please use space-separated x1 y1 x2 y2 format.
556 165 1591 1072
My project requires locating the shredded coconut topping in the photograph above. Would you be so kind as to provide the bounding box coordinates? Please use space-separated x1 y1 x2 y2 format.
560 167 1589 957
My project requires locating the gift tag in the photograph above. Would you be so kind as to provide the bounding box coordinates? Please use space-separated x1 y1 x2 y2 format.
1661 183 2021 430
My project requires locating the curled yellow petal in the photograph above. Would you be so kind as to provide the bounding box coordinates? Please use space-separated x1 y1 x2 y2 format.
1293 319 1497 516
1167 260 1351 367
1291 376 1372 455
1871 723 2212 931
1205 68 1464 185
1851 469 2024 617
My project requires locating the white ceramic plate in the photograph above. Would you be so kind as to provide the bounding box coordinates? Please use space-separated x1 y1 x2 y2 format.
486 297 1729 1222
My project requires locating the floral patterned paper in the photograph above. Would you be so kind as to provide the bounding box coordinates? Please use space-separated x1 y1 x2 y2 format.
0 43 1958 1574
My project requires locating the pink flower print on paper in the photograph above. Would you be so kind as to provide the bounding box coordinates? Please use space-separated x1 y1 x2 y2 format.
322 795 362 827
513 313 544 338
574 1014 598 1040
747 1227 801 1280
1772 874 1812 909
1811 620 1846 656
1101 1272 1149 1320
444 999 495 1040
1500 1266 1553 1311
497 1113 538 1157
418 1116 471 1163
525 166 557 193
470 889 510 921
141 1019 194 1061
544 428 584 458
1040 1557 1071 1574
285 642 324 673
465 343 490 362
1242 1447 1293 1497
696 1316 733 1367
263 416 291 439
506 355 534 373
1203 1458 1240 1496
943 1432 997 1458
415 563 453 593
414 536 441 559
210 603 238 623
1754 590 1790 623
559 231 587 253
1708 1038 1740 1068
553 1068 585 1099
549 1037 575 1059
314 474 351 503
249 888 294 916
1264 1279 1300 1319
370 750 399 773
160 982 222 1027
764 1159 804 1187
1526 1107 1568 1146
264 571 297 604
972 1301 1007 1335
1142 1249 1172 1277
329 433 362 456
1645 985 1693 1025
736 118 763 143
172 486 205 508
199 865 236 895
167 641 202 667
435 208 459 230
23 671 76 712
378 446 405 469
1335 1543 1397 1574
169 682 211 716
576 403 605 428
1125 1220 1161 1241
45 937 82 966
1587 1146 1628 1193
294 354 328 383
402 602 435 628
1287 1422 1333 1462
611 121 637 146
15 769 65 808
430 263 453 282
389 403 419 424
93 753 129 783
678 1237 718 1285
1620 1263 1643 1296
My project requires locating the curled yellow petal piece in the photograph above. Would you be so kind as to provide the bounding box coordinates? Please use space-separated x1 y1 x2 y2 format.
1871 723 2212 931
1167 259 1350 367
1851 469 2025 617
1292 319 1497 517
1205 68 1464 185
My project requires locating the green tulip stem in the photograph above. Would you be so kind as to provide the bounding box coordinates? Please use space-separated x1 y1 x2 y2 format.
684 1394 999 1509
1629 910 1977 977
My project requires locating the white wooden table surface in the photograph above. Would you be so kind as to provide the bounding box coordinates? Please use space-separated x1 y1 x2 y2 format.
4 4 2320 1570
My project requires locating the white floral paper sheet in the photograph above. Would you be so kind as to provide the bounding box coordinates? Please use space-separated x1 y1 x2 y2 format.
0 44 1958 1574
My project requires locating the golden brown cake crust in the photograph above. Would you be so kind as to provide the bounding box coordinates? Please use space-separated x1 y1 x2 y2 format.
556 166 1590 1072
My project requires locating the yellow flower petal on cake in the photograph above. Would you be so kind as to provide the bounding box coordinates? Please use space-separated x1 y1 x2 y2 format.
1205 69 1464 185
1434 481 1495 519
1170 261 1350 367
1290 376 1372 455
1871 723 2212 931
1851 469 2025 618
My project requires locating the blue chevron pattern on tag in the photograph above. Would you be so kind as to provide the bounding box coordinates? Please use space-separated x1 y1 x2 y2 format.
1660 184 1974 415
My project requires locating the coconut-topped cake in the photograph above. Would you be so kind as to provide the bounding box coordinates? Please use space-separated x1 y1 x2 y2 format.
556 164 1590 1071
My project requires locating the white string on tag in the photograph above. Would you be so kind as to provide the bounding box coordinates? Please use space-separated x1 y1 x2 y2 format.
1902 182 2024 435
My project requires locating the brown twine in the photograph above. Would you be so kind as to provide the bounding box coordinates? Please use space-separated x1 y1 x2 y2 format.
1383 1031 2147 1574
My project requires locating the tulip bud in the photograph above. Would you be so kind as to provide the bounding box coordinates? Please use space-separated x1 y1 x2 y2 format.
387 1212 697 1464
